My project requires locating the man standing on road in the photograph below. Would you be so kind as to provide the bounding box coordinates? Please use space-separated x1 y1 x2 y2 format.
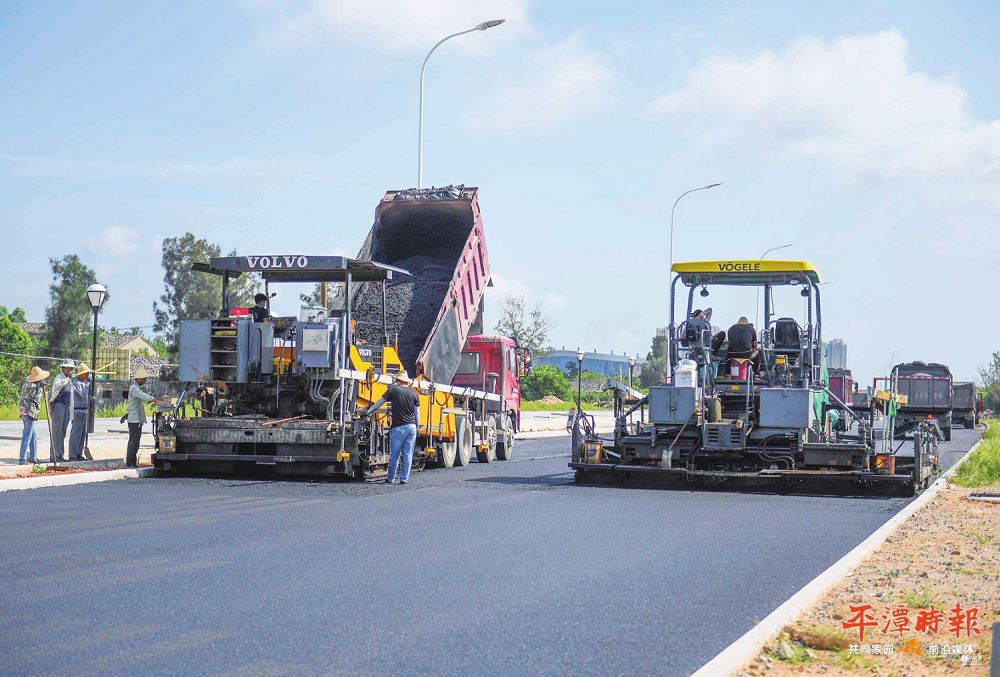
69 363 95 461
126 367 165 468
18 366 49 465
48 359 76 462
365 372 420 485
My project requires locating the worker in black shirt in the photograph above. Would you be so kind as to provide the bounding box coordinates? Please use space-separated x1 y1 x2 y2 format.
249 293 270 322
726 316 757 358
365 371 421 484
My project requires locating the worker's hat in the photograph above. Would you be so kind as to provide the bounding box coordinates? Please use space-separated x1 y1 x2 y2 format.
394 371 412 384
59 358 76 369
26 366 50 383
133 367 150 379
76 362 95 376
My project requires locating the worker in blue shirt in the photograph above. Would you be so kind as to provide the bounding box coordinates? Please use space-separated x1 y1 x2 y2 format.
69 363 95 461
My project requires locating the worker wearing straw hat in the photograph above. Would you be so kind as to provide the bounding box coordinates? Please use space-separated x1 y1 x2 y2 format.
126 367 165 468
69 363 95 461
48 358 76 463
17 366 49 465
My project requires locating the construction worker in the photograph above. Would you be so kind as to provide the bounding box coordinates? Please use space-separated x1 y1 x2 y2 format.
69 363 95 461
48 359 76 462
18 366 49 465
364 371 420 485
726 317 757 359
126 367 165 468
249 293 270 322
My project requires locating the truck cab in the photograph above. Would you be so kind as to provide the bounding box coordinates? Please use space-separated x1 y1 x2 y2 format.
452 334 525 435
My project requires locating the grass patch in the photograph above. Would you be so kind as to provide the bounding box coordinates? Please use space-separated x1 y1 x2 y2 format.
952 421 1000 487
0 400 129 421
0 403 46 421
521 400 611 412
830 648 877 670
900 587 939 609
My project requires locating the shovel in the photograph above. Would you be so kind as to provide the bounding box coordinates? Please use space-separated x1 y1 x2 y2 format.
42 386 56 466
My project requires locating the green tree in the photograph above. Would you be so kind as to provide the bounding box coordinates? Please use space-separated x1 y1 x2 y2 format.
0 306 28 323
0 317 33 403
153 234 257 356
494 296 553 356
639 334 669 387
978 352 1000 412
44 255 102 358
521 365 572 401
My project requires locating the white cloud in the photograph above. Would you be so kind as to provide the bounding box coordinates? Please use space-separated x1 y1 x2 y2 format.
490 272 566 311
650 28 1000 177
461 33 613 131
262 0 531 53
85 226 142 257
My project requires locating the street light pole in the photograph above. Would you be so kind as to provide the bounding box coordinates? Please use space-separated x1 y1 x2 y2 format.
576 349 585 407
755 243 793 329
666 183 720 384
417 19 505 189
85 283 107 460
628 355 636 390
668 183 721 276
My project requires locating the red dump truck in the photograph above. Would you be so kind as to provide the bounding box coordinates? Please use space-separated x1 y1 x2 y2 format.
158 185 524 477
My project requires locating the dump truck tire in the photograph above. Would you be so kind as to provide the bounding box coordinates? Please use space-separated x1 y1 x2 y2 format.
496 415 514 461
477 417 497 464
455 416 473 467
438 441 456 468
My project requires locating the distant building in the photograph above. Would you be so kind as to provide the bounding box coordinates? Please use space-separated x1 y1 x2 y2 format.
17 322 47 341
535 348 645 378
655 326 670 338
98 332 170 380
825 339 848 370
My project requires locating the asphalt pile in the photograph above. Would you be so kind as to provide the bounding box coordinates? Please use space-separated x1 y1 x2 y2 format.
352 255 455 373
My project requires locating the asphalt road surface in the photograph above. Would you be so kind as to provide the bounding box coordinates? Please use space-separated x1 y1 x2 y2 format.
0 428 980 676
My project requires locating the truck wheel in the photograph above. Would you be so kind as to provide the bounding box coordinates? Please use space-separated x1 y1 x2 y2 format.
496 414 514 461
455 416 473 467
437 441 456 468
477 417 497 464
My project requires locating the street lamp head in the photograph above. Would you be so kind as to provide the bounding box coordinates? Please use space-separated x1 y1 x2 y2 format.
477 19 505 30
86 283 107 312
705 182 722 189
576 349 585 363
628 356 636 367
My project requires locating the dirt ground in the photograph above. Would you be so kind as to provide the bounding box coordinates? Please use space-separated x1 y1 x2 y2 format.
742 481 999 676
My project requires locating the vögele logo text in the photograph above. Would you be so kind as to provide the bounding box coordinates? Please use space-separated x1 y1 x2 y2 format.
717 261 762 272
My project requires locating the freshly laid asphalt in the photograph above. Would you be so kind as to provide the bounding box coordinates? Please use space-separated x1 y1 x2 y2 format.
0 428 979 676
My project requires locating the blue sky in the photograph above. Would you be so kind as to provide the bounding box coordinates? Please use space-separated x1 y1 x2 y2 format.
2 1 998 384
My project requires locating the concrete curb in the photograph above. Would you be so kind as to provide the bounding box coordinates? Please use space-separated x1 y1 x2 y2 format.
0 467 156 493
691 440 981 677
0 459 125 478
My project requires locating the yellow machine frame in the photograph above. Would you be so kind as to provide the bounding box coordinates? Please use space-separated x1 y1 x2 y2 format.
348 345 459 445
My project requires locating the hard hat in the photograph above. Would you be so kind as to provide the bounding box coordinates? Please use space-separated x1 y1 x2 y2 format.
27 366 50 383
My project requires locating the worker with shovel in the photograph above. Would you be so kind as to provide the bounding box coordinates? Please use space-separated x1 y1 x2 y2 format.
69 363 95 461
126 367 166 468
17 366 49 465
48 359 76 463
